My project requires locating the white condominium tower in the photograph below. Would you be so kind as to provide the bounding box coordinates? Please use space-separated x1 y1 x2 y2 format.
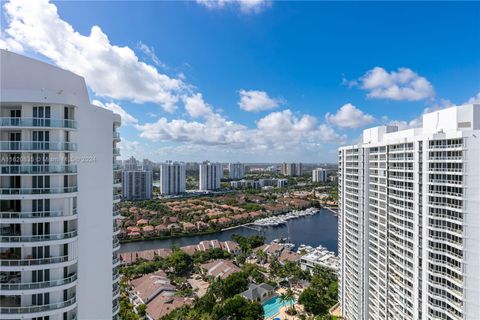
0 50 122 319
199 161 223 190
228 162 245 180
312 168 328 182
338 104 480 320
159 162 186 195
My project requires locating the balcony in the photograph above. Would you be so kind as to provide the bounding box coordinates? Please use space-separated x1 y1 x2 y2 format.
113 132 120 140
0 186 78 195
0 230 77 243
0 274 77 291
0 141 77 152
0 164 77 175
113 148 120 156
0 209 77 222
113 194 122 202
0 255 71 267
0 297 76 315
0 117 77 129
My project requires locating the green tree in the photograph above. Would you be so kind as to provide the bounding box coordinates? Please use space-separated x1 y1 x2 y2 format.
212 295 263 320
136 304 147 317
167 249 193 275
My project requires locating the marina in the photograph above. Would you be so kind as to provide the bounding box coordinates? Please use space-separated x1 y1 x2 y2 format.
119 208 339 254
253 207 318 227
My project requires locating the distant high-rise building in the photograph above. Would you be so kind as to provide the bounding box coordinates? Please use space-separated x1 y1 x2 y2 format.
0 50 121 320
228 162 245 179
312 168 328 182
199 161 223 190
124 156 140 170
122 170 153 200
338 104 480 320
159 162 186 195
281 162 303 176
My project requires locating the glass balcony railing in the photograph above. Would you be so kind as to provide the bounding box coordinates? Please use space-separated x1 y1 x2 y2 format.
112 302 120 315
0 210 77 219
113 148 120 156
0 230 77 242
0 255 71 267
0 117 77 129
0 274 77 290
113 132 120 139
113 163 122 170
113 194 122 201
0 297 76 314
0 164 77 175
0 141 77 151
0 186 78 195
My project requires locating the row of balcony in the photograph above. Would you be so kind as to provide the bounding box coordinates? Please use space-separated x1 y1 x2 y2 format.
0 186 78 195
0 209 77 219
0 117 77 129
0 255 71 267
0 164 77 175
0 142 77 152
0 230 77 243
0 297 76 315
0 274 77 291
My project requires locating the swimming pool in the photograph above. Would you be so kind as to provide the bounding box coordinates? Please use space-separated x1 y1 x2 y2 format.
262 296 295 319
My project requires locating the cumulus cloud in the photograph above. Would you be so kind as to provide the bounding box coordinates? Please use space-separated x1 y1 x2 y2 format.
183 93 213 118
92 100 138 125
326 103 375 129
238 89 282 112
2 0 185 112
352 67 435 101
135 109 345 154
196 0 270 13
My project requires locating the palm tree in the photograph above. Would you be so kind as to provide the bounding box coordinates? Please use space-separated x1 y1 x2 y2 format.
284 288 296 314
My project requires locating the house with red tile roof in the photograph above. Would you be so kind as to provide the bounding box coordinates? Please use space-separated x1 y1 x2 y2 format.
199 259 240 279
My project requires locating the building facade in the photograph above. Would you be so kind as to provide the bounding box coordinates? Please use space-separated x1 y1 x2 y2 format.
312 168 328 182
199 161 223 191
228 162 245 180
338 104 480 320
281 162 303 176
122 170 153 200
0 50 121 319
159 162 186 195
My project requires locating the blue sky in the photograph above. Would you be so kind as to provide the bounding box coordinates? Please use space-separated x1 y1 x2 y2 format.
1 0 479 163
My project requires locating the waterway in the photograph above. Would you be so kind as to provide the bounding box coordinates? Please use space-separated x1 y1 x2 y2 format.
119 208 338 254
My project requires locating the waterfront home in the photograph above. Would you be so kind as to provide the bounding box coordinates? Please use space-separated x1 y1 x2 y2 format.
221 241 241 255
180 245 198 255
167 223 181 232
199 259 240 280
142 225 155 236
254 243 285 258
196 221 209 230
182 222 196 232
240 283 276 303
155 224 168 233
300 246 340 273
279 250 301 264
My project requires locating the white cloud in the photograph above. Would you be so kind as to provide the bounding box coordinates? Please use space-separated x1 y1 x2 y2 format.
356 67 435 101
183 93 213 118
326 103 375 129
135 109 345 155
2 0 185 112
0 32 23 52
196 0 270 13
92 100 138 125
137 41 167 69
238 89 282 112
466 92 480 104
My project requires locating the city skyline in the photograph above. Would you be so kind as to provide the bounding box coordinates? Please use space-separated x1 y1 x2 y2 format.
1 0 479 162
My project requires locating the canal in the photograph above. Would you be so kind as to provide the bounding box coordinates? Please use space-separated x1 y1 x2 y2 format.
119 208 338 254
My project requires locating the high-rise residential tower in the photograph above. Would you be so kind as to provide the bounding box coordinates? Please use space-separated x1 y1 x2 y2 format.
228 162 245 180
199 161 223 191
338 104 480 320
159 162 186 195
0 50 122 319
122 170 153 200
312 168 328 182
281 162 303 176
